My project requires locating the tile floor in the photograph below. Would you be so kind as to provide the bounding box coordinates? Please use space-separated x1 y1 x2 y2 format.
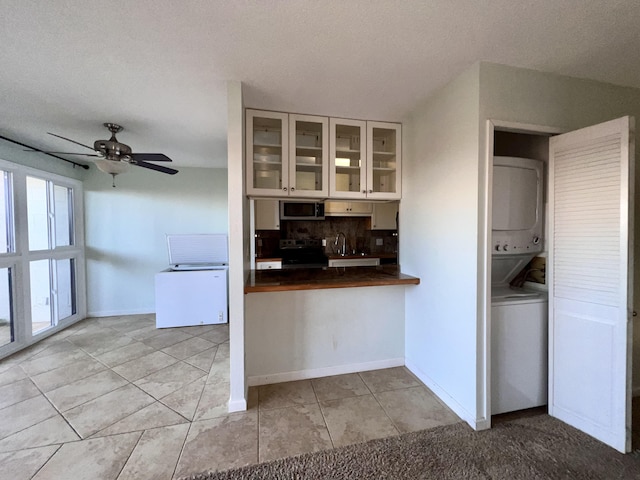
0 314 461 479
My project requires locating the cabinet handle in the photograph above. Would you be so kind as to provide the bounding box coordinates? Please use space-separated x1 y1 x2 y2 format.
283 187 288 192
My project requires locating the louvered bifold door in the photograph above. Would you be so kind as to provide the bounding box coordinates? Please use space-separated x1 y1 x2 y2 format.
548 116 634 453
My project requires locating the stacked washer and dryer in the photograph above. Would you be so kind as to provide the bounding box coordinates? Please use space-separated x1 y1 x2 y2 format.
491 156 548 415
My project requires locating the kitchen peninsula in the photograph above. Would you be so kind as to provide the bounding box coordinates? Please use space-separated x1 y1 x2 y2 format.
246 265 419 293
244 266 420 386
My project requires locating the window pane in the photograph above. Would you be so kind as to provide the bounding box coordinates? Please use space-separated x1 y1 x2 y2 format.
0 172 13 253
54 185 73 247
30 260 52 334
56 258 76 321
27 176 49 251
0 267 13 348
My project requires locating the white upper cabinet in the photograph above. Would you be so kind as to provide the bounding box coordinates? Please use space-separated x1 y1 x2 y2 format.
366 121 401 200
246 110 328 197
330 118 367 199
248 110 401 200
246 110 289 197
288 114 329 198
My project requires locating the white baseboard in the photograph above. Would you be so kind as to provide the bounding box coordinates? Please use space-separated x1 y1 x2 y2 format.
405 359 483 430
228 397 247 412
247 358 405 387
87 308 154 318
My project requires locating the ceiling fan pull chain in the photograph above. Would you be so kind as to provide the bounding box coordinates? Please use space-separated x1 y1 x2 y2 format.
111 173 117 188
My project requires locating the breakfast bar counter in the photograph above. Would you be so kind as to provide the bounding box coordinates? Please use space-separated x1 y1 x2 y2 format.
245 265 420 293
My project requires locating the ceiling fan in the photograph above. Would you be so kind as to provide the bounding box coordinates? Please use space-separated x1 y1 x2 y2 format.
31 123 179 186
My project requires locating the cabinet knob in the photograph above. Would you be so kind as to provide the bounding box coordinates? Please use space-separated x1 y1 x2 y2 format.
369 189 373 193
291 187 295 191
362 190 366 194
283 187 287 192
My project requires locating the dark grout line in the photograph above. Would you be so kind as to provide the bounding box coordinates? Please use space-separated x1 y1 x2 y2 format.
29 443 63 480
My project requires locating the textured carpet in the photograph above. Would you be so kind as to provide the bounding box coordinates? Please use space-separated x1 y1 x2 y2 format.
181 415 640 480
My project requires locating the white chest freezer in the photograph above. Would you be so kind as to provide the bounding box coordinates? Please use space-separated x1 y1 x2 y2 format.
155 234 229 328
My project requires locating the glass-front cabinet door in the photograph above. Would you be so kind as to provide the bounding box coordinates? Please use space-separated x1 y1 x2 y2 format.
246 110 289 196
330 118 367 199
289 114 328 198
366 121 401 200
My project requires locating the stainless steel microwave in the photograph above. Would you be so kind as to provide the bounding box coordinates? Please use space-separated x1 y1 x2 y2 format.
280 201 325 220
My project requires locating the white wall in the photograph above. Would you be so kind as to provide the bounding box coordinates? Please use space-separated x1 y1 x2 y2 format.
84 165 228 316
245 286 406 385
401 64 482 426
477 62 640 395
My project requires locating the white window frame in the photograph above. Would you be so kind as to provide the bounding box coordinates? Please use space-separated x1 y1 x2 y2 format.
0 158 86 359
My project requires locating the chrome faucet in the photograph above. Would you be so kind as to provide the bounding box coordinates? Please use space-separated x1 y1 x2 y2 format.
335 232 347 256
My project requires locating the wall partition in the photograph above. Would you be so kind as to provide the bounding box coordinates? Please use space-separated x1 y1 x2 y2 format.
0 159 85 359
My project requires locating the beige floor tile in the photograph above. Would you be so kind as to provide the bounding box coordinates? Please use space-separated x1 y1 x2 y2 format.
206 356 230 385
179 324 219 336
31 357 107 392
93 401 188 437
0 364 26 388
193 381 230 421
259 404 332 462
45 369 128 412
258 380 317 411
358 367 420 393
20 348 92 376
0 414 80 452
28 339 79 359
134 362 206 399
174 412 258 477
112 351 178 382
117 423 190 480
320 395 399 447
0 378 40 409
0 445 60 480
161 336 215 360
375 386 461 433
161 377 206 421
32 432 141 480
124 324 166 341
184 346 218 372
312 373 371 402
214 341 230 358
0 395 58 440
142 330 192 350
200 327 229 345
94 341 156 367
74 332 136 357
63 384 155 438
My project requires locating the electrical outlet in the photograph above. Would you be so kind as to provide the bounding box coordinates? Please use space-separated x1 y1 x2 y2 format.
376 238 383 246
322 239 327 246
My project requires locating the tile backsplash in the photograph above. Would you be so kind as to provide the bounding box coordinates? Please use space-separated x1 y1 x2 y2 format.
255 217 398 258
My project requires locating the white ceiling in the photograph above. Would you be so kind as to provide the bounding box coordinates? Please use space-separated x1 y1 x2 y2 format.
1 0 639 169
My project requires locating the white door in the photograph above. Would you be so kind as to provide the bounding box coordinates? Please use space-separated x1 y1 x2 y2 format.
548 116 634 453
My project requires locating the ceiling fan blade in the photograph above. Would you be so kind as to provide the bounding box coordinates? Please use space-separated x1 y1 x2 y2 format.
23 149 100 156
47 132 96 151
130 153 173 162
132 160 178 175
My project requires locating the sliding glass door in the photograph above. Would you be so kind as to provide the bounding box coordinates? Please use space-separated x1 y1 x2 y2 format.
0 161 85 358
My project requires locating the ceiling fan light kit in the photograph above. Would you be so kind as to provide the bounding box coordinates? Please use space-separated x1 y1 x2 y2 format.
29 122 179 187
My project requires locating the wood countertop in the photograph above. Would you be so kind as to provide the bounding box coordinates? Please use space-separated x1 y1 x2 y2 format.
245 265 419 293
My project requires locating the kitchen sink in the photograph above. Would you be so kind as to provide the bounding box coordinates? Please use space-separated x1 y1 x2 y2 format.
328 257 380 267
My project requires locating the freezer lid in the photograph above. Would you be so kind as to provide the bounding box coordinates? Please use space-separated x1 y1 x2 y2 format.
167 234 228 265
